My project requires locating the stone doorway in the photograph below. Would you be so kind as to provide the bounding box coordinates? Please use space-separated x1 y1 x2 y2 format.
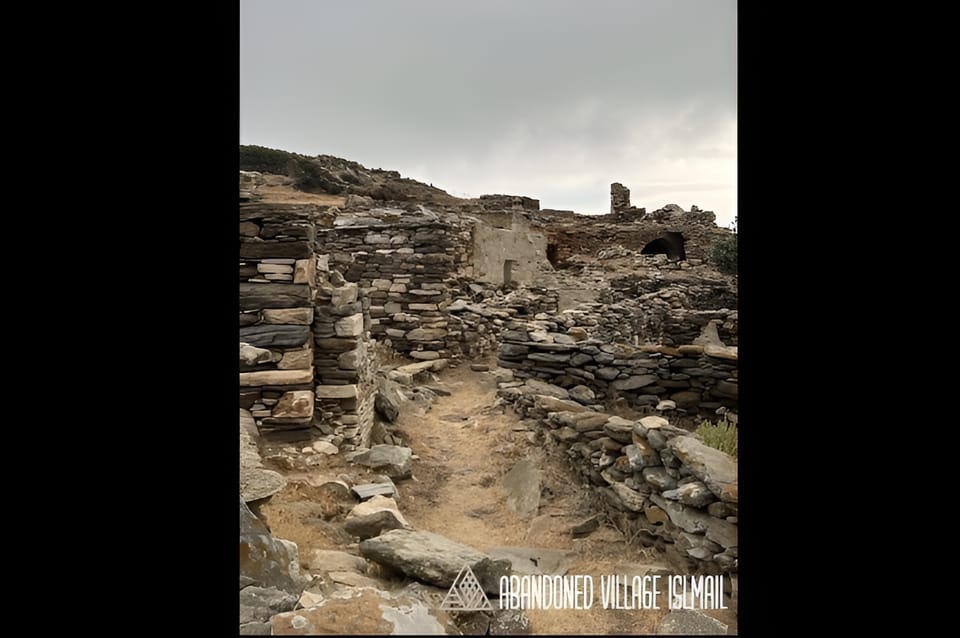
640 231 686 261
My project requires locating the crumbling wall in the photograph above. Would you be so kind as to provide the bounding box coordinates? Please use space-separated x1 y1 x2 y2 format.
239 205 320 431
319 208 473 360
497 318 737 416
472 218 552 286
601 272 738 346
500 385 737 573
239 203 378 447
312 267 378 451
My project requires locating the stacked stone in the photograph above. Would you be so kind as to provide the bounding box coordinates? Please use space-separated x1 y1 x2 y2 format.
498 384 737 573
239 205 320 431
312 265 378 452
318 209 473 359
497 320 737 415
609 182 634 214
602 277 738 346
544 216 730 263
477 194 540 211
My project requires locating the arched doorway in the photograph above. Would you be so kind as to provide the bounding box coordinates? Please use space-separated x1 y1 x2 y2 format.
640 232 686 261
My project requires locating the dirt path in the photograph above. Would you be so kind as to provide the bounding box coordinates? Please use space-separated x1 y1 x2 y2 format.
257 357 737 634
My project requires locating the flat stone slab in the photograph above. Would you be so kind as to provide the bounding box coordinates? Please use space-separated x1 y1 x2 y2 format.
487 547 575 576
240 368 313 387
352 482 398 500
359 529 511 594
522 378 569 399
503 459 541 517
240 325 311 348
667 436 737 503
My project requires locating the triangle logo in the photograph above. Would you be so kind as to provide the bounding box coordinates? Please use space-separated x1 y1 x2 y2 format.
440 564 494 611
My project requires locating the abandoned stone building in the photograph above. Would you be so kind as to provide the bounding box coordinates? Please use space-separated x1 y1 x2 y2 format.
239 173 736 443
239 173 738 608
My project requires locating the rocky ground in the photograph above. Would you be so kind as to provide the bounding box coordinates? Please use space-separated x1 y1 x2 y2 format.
241 356 737 635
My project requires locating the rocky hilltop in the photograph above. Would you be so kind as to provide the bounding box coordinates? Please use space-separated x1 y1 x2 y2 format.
240 145 463 204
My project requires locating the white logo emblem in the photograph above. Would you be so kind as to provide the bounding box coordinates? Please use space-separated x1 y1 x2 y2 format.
440 564 493 611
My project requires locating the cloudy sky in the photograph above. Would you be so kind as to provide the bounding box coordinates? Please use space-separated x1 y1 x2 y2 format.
240 0 737 227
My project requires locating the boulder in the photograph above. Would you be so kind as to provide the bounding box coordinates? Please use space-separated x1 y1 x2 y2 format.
375 377 404 423
349 445 413 479
239 586 298 625
344 495 411 539
239 498 305 597
359 529 511 594
667 436 738 503
568 385 596 404
503 459 541 517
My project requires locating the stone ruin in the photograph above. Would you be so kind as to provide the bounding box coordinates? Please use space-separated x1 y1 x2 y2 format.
238 172 738 631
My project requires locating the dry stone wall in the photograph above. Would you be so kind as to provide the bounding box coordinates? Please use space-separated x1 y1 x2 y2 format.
542 210 730 265
312 267 378 451
497 317 738 415
500 383 737 574
240 205 320 431
240 203 377 446
318 208 473 360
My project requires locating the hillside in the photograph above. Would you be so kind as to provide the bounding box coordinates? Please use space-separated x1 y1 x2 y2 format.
239 145 463 205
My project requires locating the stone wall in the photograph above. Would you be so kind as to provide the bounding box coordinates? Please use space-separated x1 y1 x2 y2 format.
602 271 738 346
240 203 378 445
534 195 731 266
319 208 473 360
500 384 737 573
497 319 737 416
239 204 320 431
312 267 378 451
610 182 641 215
471 218 552 287
446 285 561 358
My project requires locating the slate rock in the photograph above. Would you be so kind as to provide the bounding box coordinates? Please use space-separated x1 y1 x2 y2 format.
503 459 541 517
359 529 511 594
667 436 737 503
239 325 311 348
239 586 298 625
349 445 413 479
239 497 305 597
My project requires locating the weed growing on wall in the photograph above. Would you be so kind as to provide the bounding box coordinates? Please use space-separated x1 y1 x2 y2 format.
694 417 738 458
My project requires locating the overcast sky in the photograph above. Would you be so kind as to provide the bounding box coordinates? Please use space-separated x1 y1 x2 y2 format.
240 0 737 227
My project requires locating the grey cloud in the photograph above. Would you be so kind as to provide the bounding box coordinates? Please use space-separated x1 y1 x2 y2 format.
241 0 737 224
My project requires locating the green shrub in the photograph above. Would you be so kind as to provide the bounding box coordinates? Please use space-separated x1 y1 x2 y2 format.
239 145 344 194
710 233 737 275
239 145 297 174
694 418 738 458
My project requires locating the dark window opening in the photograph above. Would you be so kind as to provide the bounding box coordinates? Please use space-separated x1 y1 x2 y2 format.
546 244 559 267
640 232 686 261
